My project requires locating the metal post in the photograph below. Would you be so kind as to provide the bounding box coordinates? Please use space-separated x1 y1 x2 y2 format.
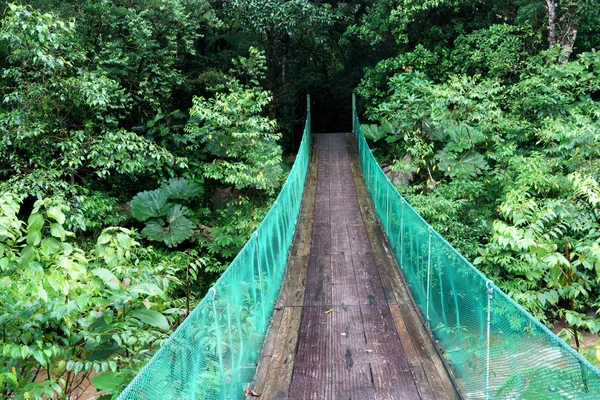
385 184 390 231
307 94 311 118
486 280 493 399
400 199 405 267
426 226 432 324
352 91 356 134
210 288 226 396
255 231 266 327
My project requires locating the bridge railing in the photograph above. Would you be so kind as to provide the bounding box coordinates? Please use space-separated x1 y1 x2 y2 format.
352 104 600 399
118 99 311 400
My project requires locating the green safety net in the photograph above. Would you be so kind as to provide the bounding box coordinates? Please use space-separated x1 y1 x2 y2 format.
118 112 311 400
353 111 600 399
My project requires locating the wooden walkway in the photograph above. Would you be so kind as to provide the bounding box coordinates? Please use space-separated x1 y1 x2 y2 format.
251 133 458 399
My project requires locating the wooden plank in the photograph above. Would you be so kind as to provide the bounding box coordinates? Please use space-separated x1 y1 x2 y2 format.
395 280 457 400
390 304 437 400
304 255 332 306
346 210 363 227
330 222 351 254
331 305 375 399
352 254 387 306
361 305 419 398
258 307 303 399
289 306 332 400
255 133 459 399
310 223 331 255
278 255 309 307
330 253 355 286
348 225 371 255
331 284 360 307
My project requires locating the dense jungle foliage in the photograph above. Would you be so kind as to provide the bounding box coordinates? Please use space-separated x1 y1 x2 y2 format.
0 0 599 398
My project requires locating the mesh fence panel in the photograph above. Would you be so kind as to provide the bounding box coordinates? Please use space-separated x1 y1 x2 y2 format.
353 112 600 399
118 115 311 400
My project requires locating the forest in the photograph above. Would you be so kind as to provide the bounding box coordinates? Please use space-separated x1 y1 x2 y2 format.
1 0 599 398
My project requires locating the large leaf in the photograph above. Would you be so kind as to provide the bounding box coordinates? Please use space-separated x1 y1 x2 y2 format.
161 178 203 201
131 308 170 330
87 342 120 362
129 283 166 299
91 372 125 393
141 205 195 247
130 190 170 222
361 124 389 142
92 268 120 291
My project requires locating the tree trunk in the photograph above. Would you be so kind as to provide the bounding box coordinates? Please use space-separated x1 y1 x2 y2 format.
546 0 579 64
546 0 557 48
560 21 578 63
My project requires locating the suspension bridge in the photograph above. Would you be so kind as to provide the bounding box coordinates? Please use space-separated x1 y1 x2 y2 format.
119 95 600 399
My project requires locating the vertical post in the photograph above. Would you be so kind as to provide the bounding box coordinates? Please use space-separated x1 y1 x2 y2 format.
255 231 266 327
307 94 312 138
486 280 493 399
385 184 390 231
225 299 236 385
400 199 405 267
426 226 432 324
210 288 226 396
352 90 356 134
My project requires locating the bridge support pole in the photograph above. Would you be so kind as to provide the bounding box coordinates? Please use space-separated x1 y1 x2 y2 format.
426 226 432 324
352 91 356 134
486 280 493 399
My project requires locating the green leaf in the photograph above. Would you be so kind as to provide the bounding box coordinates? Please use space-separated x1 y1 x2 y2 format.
27 230 42 246
131 308 170 330
130 190 170 222
87 343 120 362
97 232 112 245
18 246 35 266
129 283 166 299
141 219 165 241
50 223 66 241
141 205 195 247
74 361 83 375
47 206 65 225
40 237 62 258
90 372 125 394
92 268 120 290
77 294 89 310
161 178 203 200
37 286 48 302
27 213 44 232
361 124 388 142
33 350 47 367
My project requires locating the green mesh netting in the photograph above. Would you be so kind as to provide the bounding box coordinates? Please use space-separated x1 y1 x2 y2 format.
353 112 600 399
118 114 311 400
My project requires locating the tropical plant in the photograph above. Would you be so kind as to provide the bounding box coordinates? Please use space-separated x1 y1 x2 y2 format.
130 178 204 248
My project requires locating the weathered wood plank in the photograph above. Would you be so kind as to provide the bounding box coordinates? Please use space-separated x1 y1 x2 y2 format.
395 280 457 400
258 307 304 399
390 304 437 400
289 306 332 400
304 255 332 306
331 305 375 400
352 254 388 306
330 253 355 286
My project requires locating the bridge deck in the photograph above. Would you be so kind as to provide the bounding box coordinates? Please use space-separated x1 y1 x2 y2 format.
251 133 457 399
